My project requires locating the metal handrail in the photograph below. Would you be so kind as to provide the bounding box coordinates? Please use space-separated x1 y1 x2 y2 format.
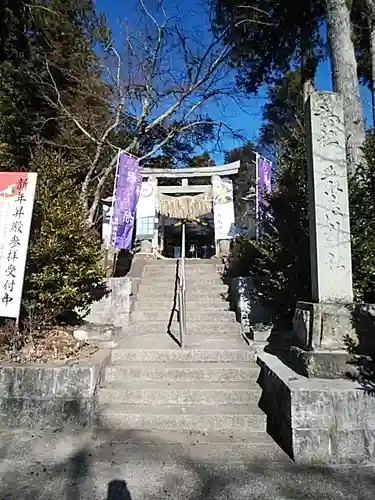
177 222 187 347
177 275 185 347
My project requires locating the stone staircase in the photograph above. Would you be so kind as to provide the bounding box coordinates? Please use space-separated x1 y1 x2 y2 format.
1 259 371 499
131 259 239 340
90 259 289 497
96 259 279 443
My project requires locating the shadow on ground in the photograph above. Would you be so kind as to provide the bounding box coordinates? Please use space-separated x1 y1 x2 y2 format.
0 420 375 499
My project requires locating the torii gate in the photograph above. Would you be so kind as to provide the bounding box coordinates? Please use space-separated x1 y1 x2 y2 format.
135 161 240 257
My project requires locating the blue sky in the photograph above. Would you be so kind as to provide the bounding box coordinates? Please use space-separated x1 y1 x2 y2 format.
95 0 373 163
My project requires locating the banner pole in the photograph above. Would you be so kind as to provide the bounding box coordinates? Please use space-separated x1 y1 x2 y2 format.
109 150 121 250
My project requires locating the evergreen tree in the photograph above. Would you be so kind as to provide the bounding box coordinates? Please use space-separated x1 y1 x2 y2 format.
0 0 109 170
226 67 375 324
213 0 324 92
0 1 110 330
213 0 367 174
225 141 256 229
224 71 310 325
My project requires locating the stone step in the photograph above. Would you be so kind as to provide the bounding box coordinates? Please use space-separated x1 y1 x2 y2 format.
142 269 219 275
126 329 241 340
143 268 224 273
111 347 256 363
0 428 292 500
96 404 266 432
134 300 229 311
126 321 241 336
99 380 261 405
138 280 228 296
141 272 223 284
142 273 222 280
0 428 280 459
105 362 258 382
142 267 224 273
141 271 222 283
143 264 220 272
142 260 217 267
137 284 227 293
113 333 247 349
137 293 226 302
132 309 236 323
136 294 228 304
112 342 247 354
143 272 221 279
139 278 228 290
89 431 285 464
128 321 240 335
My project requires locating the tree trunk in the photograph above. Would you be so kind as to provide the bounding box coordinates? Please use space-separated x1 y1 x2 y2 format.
303 79 315 103
300 31 317 103
370 20 375 125
365 0 375 125
325 0 366 176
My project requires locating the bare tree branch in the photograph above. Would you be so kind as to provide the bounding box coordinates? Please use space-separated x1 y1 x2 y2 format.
80 46 124 207
40 0 247 224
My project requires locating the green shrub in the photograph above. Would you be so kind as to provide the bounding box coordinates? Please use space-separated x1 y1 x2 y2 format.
225 140 311 326
350 132 375 302
225 131 375 327
22 149 107 328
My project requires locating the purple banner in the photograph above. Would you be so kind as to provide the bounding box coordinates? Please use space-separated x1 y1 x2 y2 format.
257 156 272 215
111 153 142 249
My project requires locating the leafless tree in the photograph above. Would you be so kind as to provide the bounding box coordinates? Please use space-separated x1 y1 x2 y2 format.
41 0 247 225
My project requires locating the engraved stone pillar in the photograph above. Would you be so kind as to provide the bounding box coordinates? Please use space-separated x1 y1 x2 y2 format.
305 92 353 303
293 92 356 351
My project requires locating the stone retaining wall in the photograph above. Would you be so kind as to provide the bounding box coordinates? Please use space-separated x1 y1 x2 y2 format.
257 351 375 464
0 349 110 428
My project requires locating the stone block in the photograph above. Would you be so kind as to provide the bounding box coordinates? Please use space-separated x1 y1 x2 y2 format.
108 277 131 311
73 324 119 341
293 301 354 349
83 277 132 335
0 349 110 429
0 397 97 428
217 239 230 256
292 429 333 463
139 239 153 253
287 346 354 379
231 277 272 339
113 313 131 328
83 256 147 337
257 351 375 464
293 301 375 352
250 325 273 343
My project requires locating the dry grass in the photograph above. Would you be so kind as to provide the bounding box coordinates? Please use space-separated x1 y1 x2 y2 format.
0 324 98 364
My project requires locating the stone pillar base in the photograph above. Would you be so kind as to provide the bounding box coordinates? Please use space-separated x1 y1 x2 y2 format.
293 301 375 352
216 239 231 257
257 351 375 464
